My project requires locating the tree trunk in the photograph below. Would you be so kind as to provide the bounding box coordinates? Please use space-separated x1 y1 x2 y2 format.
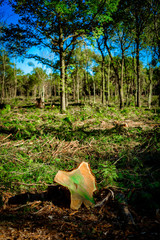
93 76 96 104
135 34 141 107
41 84 45 103
107 57 110 105
1 51 5 102
83 71 86 102
120 52 124 108
76 67 80 103
148 66 153 109
73 77 76 101
105 42 123 109
14 57 17 99
59 21 66 112
65 73 69 108
101 59 105 105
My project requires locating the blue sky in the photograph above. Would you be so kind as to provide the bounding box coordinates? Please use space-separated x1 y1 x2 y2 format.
0 1 152 75
0 1 47 74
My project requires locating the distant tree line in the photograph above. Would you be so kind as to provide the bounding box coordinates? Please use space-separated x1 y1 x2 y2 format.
0 0 160 109
0 47 160 108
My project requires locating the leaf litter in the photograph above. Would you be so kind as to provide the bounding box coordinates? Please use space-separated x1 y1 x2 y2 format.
0 185 160 239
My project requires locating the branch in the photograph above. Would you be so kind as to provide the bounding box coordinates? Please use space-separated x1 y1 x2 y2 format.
26 54 57 68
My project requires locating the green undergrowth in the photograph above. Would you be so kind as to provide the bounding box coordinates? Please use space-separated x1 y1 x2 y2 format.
0 104 160 213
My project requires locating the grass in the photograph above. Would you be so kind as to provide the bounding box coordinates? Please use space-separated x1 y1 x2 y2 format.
0 103 160 213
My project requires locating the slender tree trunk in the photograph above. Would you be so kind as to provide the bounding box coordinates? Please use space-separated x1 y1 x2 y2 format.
59 21 66 112
132 51 137 106
76 67 80 103
54 75 57 97
86 64 90 101
41 84 45 103
93 76 96 104
135 34 141 107
60 52 66 111
105 42 123 109
148 66 153 109
1 51 5 102
83 71 86 102
107 57 110 105
101 59 105 105
73 77 76 101
65 73 69 108
97 39 105 105
120 52 124 108
34 86 37 98
14 57 17 98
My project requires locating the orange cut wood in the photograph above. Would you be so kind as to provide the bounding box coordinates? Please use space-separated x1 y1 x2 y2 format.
54 161 97 210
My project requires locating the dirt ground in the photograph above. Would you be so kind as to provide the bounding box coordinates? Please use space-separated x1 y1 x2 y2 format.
0 188 160 240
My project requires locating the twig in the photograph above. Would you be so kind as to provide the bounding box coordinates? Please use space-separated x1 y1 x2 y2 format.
12 201 41 211
33 203 52 215
71 145 90 156
0 141 11 146
12 181 49 186
13 140 25 147
113 155 125 165
94 189 114 208
0 133 12 142
121 204 135 225
41 137 55 148
118 193 135 225
52 140 65 157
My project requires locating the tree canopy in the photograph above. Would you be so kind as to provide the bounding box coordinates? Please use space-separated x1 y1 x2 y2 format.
0 0 160 109
2 0 119 110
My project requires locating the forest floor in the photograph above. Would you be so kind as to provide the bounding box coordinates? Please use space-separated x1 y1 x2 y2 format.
0 193 160 240
0 102 160 239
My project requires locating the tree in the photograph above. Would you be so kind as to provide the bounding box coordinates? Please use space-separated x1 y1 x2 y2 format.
103 35 124 108
118 0 151 107
0 49 16 101
2 0 119 111
96 38 106 105
31 67 48 101
146 0 160 63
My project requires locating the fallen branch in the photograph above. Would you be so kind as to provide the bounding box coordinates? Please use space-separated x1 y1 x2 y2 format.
13 140 25 147
94 189 114 208
12 201 41 211
33 202 52 215
117 193 135 225
121 203 135 225
0 133 12 142
0 141 11 146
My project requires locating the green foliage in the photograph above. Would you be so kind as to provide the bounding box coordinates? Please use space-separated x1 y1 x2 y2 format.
0 104 11 114
0 105 159 213
98 161 118 187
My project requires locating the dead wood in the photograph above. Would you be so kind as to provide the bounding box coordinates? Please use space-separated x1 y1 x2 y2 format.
94 189 114 208
117 193 135 225
7 185 71 208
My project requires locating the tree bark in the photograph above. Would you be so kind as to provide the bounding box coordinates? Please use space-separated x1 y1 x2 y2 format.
76 67 80 103
1 51 5 102
120 52 124 108
101 59 105 105
97 39 105 105
93 76 96 104
41 84 45 103
107 57 110 105
148 66 153 109
59 24 66 112
14 57 17 99
135 20 141 107
105 41 123 109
